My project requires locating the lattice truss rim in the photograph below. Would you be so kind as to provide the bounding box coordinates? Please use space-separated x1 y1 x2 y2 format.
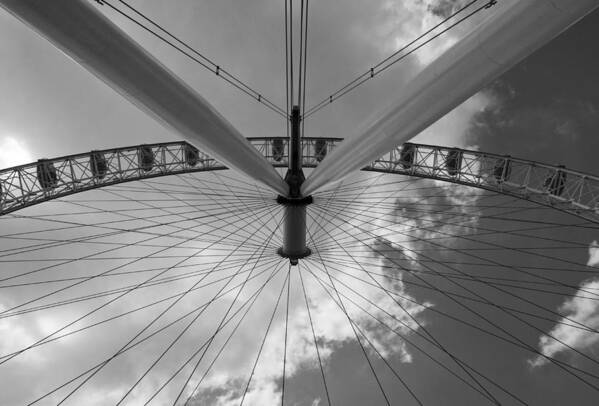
0 138 598 222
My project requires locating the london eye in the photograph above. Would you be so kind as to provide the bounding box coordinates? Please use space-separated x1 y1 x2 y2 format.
1 1 599 405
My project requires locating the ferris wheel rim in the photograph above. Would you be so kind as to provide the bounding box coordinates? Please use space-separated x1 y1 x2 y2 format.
1 138 598 224
2 166 598 405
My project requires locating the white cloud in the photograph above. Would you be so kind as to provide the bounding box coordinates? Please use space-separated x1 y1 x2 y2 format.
588 240 599 267
373 0 505 150
190 253 426 404
530 241 599 367
0 305 42 364
0 2 506 404
414 91 499 148
381 0 456 67
0 135 32 168
379 0 494 68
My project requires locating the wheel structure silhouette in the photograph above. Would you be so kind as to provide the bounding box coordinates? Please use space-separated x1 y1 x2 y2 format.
1 1 599 405
1 138 599 405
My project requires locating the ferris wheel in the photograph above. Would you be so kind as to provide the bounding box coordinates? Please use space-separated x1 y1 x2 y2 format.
1 0 599 405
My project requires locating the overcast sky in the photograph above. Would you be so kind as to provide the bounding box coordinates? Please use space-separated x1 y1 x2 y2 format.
1 1 599 405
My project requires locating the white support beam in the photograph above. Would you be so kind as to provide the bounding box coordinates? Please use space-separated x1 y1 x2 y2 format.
0 0 288 195
302 0 599 195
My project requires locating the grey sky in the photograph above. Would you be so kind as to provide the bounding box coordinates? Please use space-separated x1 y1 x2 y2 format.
1 1 599 405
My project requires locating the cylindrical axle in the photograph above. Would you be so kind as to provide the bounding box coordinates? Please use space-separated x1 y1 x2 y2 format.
278 203 311 265
278 106 311 265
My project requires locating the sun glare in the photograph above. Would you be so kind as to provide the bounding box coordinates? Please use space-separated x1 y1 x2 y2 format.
0 135 32 168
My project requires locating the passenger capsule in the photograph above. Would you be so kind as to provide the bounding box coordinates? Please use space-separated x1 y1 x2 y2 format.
184 144 200 167
493 156 511 182
90 151 108 179
139 145 154 172
544 167 567 196
400 143 416 169
36 159 58 190
445 149 462 176
314 139 327 162
272 139 285 162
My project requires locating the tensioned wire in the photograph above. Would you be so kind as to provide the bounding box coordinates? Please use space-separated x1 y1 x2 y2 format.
314 253 599 301
24 256 284 405
11 171 584 326
307 218 502 405
321 205 599 308
310 175 599 302
312 178 597 226
92 176 275 200
239 271 289 406
300 0 309 138
305 209 599 391
314 251 599 276
298 262 332 406
307 231 419 406
315 198 595 250
97 0 287 118
0 200 275 252
315 194 599 239
306 244 599 386
307 217 503 404
3 174 596 402
316 178 594 295
309 255 598 336
313 203 597 288
2 167 596 402
310 232 599 394
6 1 596 403
126 179 280 249
0 256 281 321
310 190 596 272
0 172 283 281
301 260 501 404
45 196 284 405
0 173 285 357
307 172 392 245
0 199 278 262
1 205 281 350
0 255 281 366
154 259 288 405
112 203 285 405
169 209 286 405
0 258 280 363
0 201 280 292
303 0 498 118
0 204 282 332
312 206 599 339
280 263 292 406
98 178 281 246
302 257 527 405
306 251 598 377
197 172 283 244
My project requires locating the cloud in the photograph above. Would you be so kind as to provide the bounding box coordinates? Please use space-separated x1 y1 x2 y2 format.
464 82 599 174
0 2 506 405
530 241 599 367
414 90 500 148
183 2 504 402
375 1 505 149
380 0 492 67
0 135 32 168
188 251 426 404
587 240 599 267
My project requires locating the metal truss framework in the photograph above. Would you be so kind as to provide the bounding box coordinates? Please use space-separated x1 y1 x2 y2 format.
1 138 598 222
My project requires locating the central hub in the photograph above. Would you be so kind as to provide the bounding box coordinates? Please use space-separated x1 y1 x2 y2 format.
277 106 312 265
277 194 312 265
